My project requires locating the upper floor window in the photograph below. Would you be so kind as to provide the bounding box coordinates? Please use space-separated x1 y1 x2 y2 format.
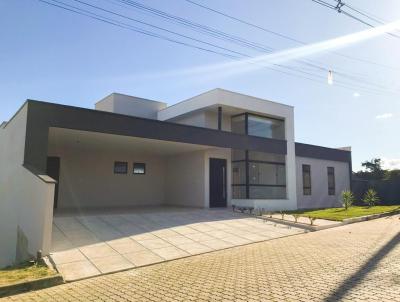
248 114 285 139
231 113 285 140
231 114 246 135
327 167 335 195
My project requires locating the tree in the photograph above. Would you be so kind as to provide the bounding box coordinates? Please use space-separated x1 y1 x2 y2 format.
361 158 383 173
355 158 385 180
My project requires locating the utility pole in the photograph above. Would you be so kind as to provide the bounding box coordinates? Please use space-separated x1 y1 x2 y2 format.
335 0 345 13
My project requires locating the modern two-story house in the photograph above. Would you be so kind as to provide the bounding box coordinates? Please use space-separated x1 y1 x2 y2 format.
0 88 351 267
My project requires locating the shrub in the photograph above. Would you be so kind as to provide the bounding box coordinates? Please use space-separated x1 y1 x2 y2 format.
363 189 380 207
341 190 355 210
292 214 300 223
280 210 285 220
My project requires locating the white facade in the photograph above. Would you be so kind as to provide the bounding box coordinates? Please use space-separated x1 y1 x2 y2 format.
0 88 351 267
96 93 167 119
158 88 298 211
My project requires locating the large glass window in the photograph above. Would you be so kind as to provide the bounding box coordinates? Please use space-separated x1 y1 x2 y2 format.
249 186 286 199
247 115 285 139
248 151 285 163
232 162 246 185
231 113 285 139
248 162 285 186
231 114 246 134
232 149 286 199
232 186 246 199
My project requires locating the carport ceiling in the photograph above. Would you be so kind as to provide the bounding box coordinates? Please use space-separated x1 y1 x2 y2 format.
48 127 215 156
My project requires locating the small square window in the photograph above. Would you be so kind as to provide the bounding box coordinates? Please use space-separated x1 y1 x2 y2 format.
133 163 146 175
114 161 128 174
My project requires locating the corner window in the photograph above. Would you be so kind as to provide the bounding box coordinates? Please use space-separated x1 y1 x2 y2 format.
247 114 285 140
231 113 285 140
327 167 335 195
133 163 146 175
114 161 128 174
302 164 311 195
231 114 246 134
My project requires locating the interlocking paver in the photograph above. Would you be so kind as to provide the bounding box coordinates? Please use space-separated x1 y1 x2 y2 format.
4 215 400 301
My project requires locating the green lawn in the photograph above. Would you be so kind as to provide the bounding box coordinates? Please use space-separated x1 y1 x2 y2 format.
0 262 56 287
288 205 400 221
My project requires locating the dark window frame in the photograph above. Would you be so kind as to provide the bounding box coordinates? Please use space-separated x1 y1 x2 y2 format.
231 112 285 140
302 164 311 196
231 149 287 200
327 166 335 195
114 161 128 174
133 162 146 175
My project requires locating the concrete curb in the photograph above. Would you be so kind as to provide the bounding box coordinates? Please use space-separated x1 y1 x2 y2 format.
256 216 325 231
0 274 64 298
342 209 400 224
257 209 400 232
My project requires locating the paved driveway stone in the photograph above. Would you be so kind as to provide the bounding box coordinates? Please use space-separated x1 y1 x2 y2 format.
50 208 303 280
5 214 400 301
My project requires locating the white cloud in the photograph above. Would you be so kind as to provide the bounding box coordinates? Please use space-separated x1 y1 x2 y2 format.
375 113 393 119
353 92 360 98
382 158 400 170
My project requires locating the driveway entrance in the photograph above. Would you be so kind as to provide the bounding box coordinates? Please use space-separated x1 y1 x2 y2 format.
50 207 304 281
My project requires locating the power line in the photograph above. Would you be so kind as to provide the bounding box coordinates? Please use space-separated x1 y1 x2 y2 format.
65 0 256 59
66 0 346 83
37 0 327 83
38 0 238 59
112 0 396 91
37 0 399 96
180 0 399 90
182 0 400 71
184 0 305 45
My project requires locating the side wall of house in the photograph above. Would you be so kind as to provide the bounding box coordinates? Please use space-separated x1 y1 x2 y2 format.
295 157 350 209
0 105 55 267
48 146 166 209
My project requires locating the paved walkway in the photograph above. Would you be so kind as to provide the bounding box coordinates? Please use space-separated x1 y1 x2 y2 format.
5 214 400 301
51 208 304 280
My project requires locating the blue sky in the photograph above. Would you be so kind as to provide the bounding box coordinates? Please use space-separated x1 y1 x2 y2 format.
1 0 399 170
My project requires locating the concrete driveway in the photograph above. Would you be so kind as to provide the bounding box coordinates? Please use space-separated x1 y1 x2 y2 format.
50 207 304 281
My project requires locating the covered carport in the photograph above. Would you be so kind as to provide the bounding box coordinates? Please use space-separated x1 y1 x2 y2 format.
47 127 222 211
